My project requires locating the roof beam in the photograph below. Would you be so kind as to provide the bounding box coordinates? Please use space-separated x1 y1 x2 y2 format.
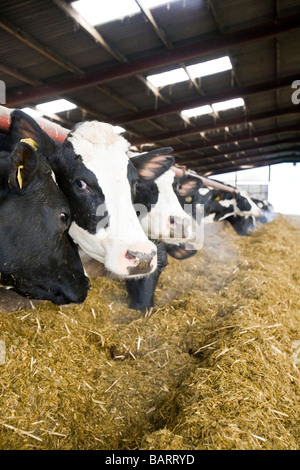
186 137 300 167
52 0 174 133
173 123 300 158
195 150 299 174
6 13 300 106
51 0 127 62
115 74 298 124
135 0 173 49
130 105 298 145
0 63 43 87
0 15 83 75
204 155 300 175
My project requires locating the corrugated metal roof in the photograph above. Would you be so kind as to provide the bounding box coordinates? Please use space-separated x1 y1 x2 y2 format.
0 0 300 174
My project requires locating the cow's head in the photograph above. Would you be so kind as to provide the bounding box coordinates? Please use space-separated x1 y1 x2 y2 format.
7 112 161 278
252 197 275 223
235 190 261 217
131 154 200 244
226 214 256 236
203 188 261 222
0 142 90 304
65 121 165 277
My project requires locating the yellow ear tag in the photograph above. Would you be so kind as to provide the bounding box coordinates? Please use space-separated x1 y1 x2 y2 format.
20 138 38 151
185 196 192 202
17 165 24 189
214 195 220 201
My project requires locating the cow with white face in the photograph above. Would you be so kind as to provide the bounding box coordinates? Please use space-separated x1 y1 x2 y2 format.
3 111 177 279
130 153 194 244
125 156 201 311
66 121 160 277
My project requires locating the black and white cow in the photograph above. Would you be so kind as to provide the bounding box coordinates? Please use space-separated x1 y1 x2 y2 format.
177 173 261 236
2 111 179 279
0 141 90 304
251 197 275 224
125 165 201 311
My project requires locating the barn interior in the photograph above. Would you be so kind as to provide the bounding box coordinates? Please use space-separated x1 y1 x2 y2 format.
1 0 300 175
0 0 299 452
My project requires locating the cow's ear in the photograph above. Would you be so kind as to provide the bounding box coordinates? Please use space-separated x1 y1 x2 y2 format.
166 243 197 260
9 142 39 189
10 110 57 156
130 147 174 180
177 175 203 197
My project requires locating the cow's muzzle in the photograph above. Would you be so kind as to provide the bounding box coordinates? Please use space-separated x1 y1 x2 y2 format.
126 249 156 275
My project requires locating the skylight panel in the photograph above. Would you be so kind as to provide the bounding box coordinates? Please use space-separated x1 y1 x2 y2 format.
186 56 232 79
212 98 245 112
21 108 43 118
72 0 140 26
113 125 126 134
181 105 213 118
36 99 77 114
71 0 178 26
147 68 189 87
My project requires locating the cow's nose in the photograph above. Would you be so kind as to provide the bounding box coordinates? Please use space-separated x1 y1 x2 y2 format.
125 249 156 275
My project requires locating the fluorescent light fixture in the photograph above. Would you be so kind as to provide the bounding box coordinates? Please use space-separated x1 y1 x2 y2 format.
36 99 77 114
21 107 43 118
212 98 245 112
181 105 213 118
147 68 189 87
187 56 232 79
71 0 178 26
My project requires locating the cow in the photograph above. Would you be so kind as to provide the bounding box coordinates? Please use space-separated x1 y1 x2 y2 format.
1 111 179 279
251 197 275 224
0 141 90 305
125 165 201 311
176 173 261 236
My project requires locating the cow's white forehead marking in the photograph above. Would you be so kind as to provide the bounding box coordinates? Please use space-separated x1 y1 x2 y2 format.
199 187 210 196
68 121 131 193
219 198 234 208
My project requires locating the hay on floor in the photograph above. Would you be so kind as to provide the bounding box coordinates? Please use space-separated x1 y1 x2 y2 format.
0 215 299 450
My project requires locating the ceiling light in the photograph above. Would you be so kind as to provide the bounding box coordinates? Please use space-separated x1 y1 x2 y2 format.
181 105 213 118
212 98 245 112
146 68 189 87
36 99 77 114
71 0 178 26
187 56 232 79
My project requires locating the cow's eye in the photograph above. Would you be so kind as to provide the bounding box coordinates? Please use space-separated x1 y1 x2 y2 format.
59 212 69 224
75 179 88 191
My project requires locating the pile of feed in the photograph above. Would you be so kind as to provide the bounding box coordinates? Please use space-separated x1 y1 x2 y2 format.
0 214 299 450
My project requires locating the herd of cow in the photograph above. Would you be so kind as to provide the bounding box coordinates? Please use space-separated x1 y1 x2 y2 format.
0 110 274 311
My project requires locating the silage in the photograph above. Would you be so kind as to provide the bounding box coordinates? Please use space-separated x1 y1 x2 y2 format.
0 215 299 450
